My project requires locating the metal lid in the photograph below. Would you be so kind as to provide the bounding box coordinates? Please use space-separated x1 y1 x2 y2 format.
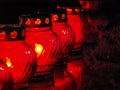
0 24 25 41
19 13 52 27
65 6 81 15
51 8 67 22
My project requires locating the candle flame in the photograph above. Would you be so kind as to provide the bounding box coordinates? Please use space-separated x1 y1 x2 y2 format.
6 57 13 68
35 43 44 57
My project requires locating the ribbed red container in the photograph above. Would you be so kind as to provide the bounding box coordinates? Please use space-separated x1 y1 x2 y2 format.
66 7 85 50
19 13 62 73
51 8 75 58
19 13 62 89
51 8 76 90
0 60 13 90
0 24 37 89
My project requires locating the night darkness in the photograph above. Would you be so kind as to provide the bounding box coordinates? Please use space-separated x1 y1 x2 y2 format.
0 0 79 24
0 0 119 24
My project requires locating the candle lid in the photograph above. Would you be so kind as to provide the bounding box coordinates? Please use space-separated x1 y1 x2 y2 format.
65 6 81 15
0 24 25 41
51 8 67 22
19 13 52 27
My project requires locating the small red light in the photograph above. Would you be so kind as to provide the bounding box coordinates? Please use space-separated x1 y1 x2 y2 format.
0 31 6 40
67 8 73 14
75 8 80 13
52 15 59 21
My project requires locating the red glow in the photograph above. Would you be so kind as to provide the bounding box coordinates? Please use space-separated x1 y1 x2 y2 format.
67 8 73 14
10 30 18 39
52 15 59 22
84 2 91 10
35 18 41 25
45 18 50 24
52 22 75 56
25 18 36 27
75 8 80 13
87 17 92 24
79 1 91 10
67 60 84 89
54 64 76 90
0 31 6 40
25 27 62 72
6 57 13 68
0 41 36 89
67 15 85 48
0 60 13 90
34 43 44 57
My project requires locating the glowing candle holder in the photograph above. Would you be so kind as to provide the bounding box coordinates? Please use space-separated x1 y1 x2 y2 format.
51 8 76 90
0 24 37 89
65 6 85 53
0 60 13 90
19 13 62 89
51 8 75 59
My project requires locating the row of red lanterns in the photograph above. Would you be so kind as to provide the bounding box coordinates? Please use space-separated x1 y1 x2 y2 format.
0 3 99 90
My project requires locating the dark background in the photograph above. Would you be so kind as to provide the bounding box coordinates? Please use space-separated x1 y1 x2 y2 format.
0 0 119 24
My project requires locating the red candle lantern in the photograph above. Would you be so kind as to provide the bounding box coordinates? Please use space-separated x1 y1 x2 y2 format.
0 24 37 89
62 6 90 89
51 8 75 59
65 6 85 52
51 8 76 90
0 60 13 90
19 13 62 89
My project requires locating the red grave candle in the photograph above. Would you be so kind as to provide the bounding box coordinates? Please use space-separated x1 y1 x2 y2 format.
51 8 76 90
51 8 75 58
19 13 62 74
19 13 62 89
0 24 37 89
66 6 85 51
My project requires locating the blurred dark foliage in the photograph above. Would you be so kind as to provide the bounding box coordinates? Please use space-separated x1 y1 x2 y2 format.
82 15 120 89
